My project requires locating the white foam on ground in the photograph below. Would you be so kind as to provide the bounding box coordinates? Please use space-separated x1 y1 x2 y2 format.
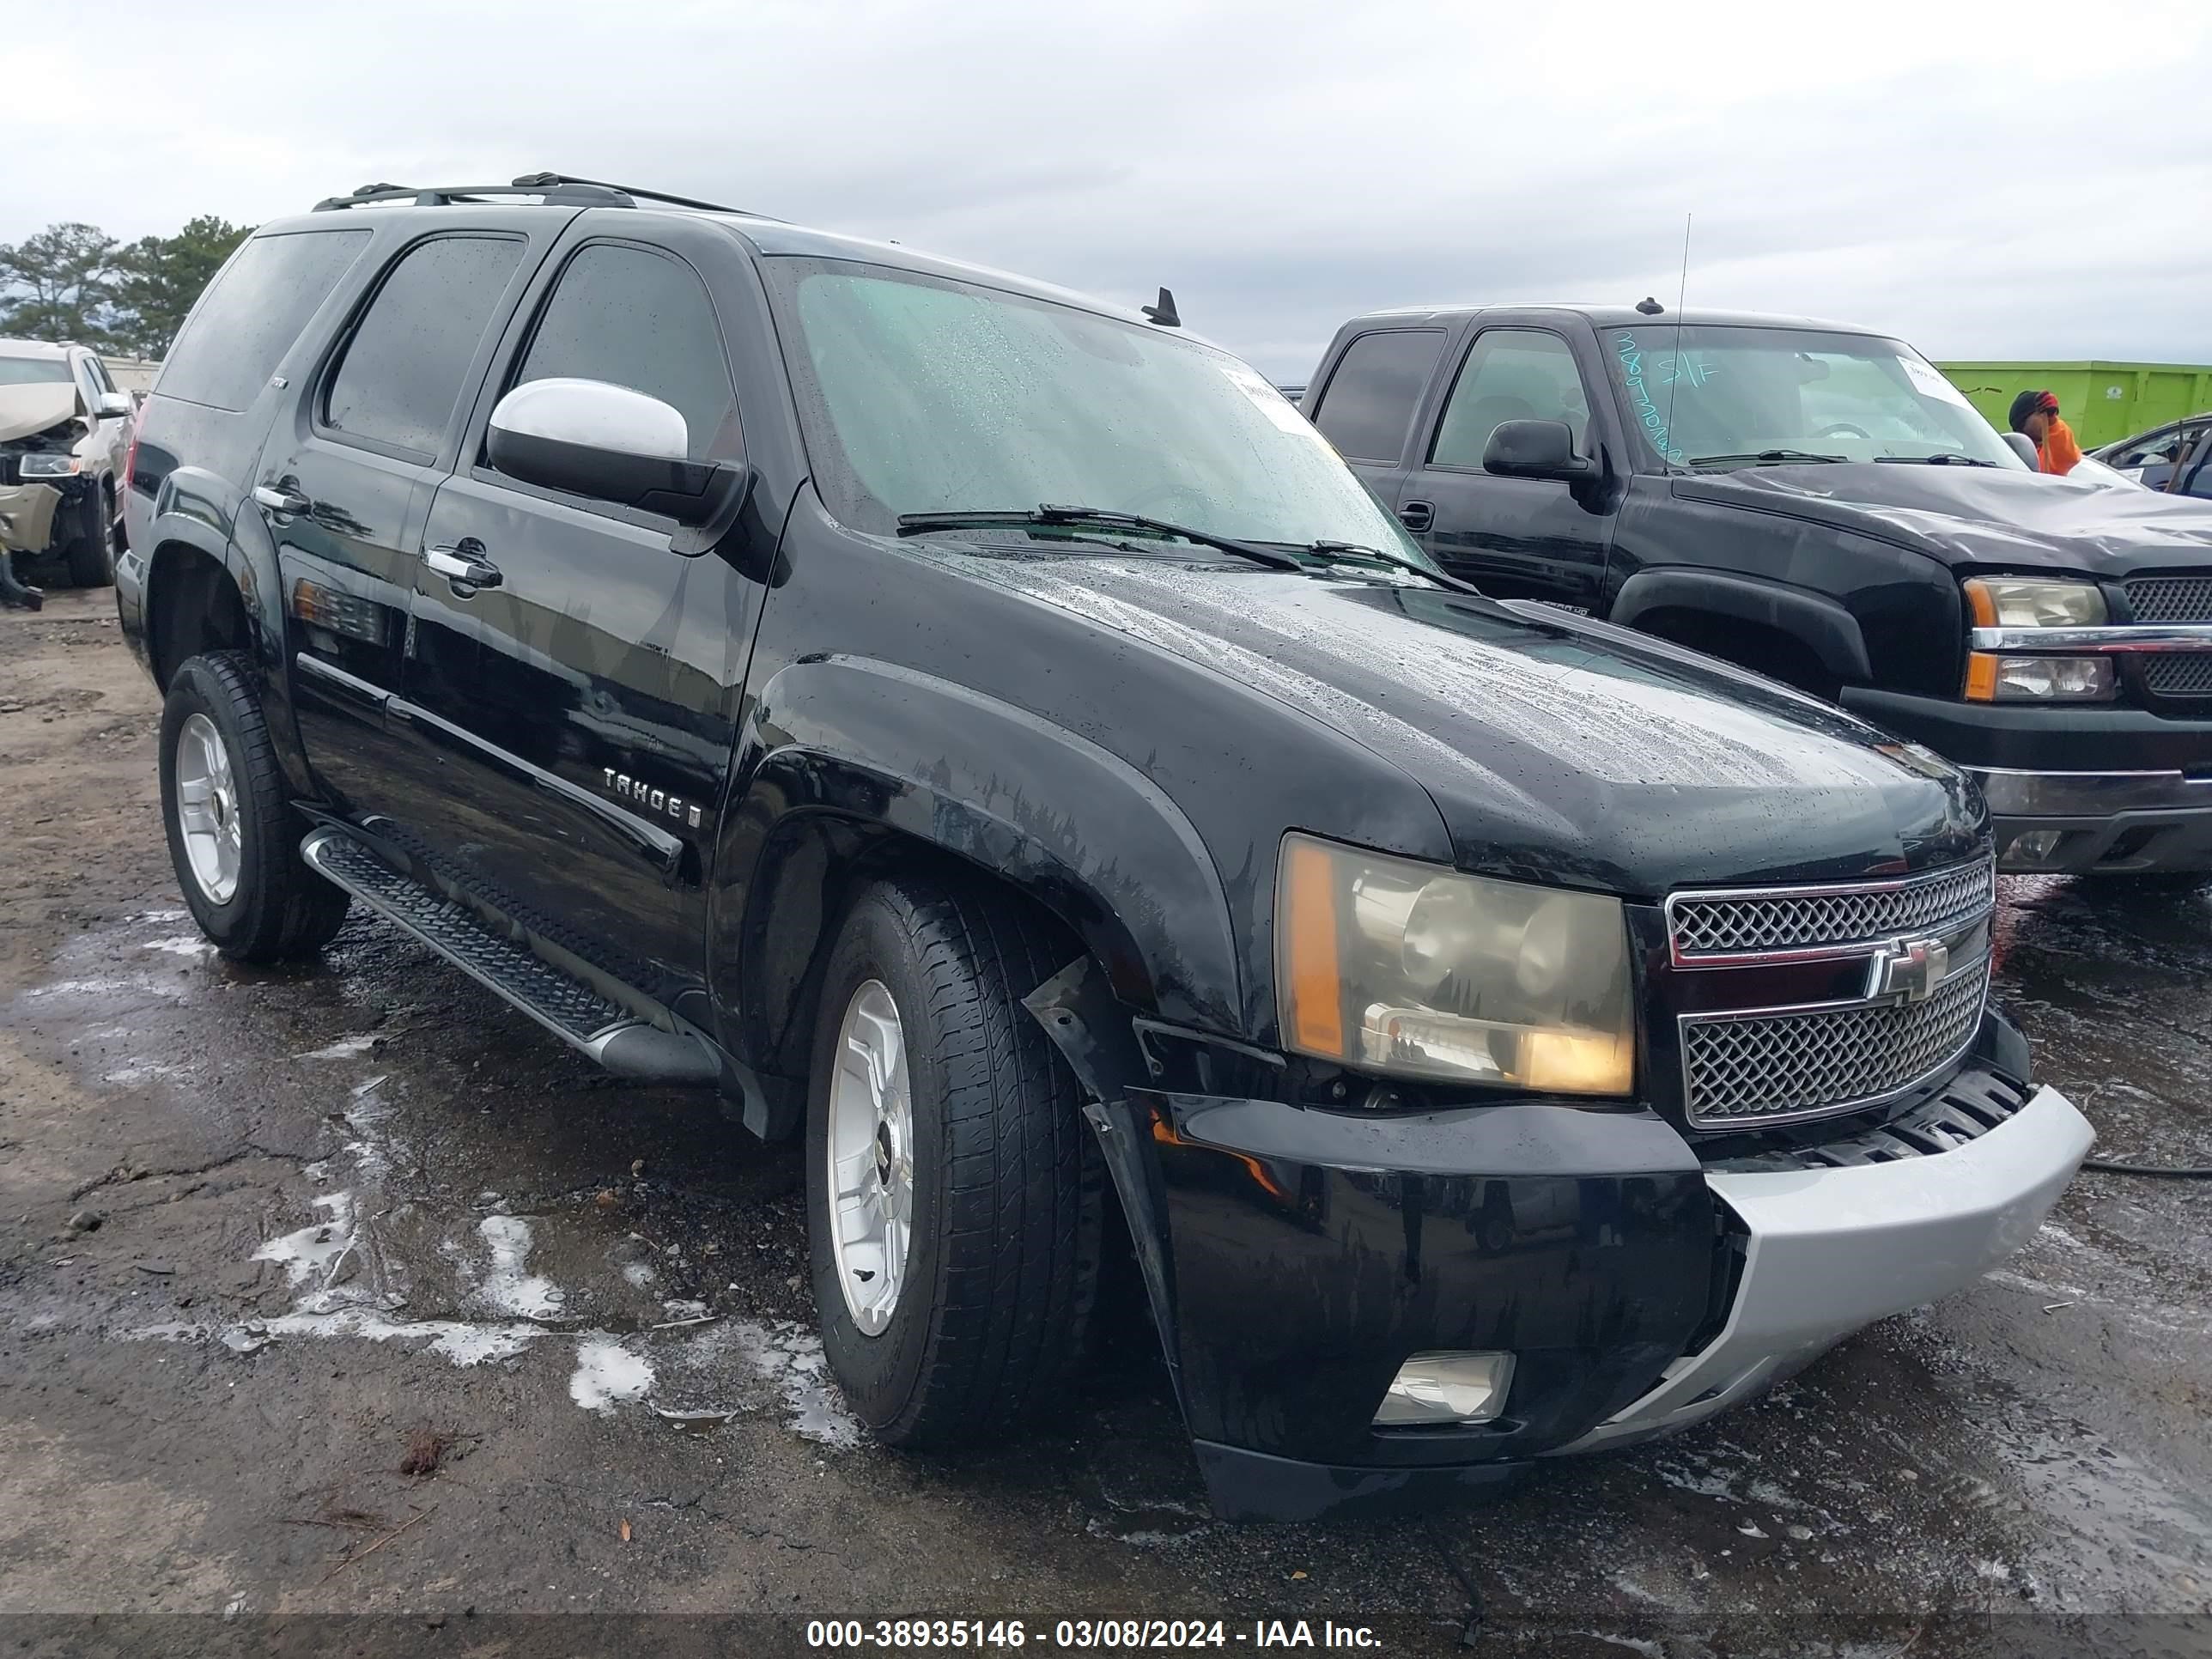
298 1035 381 1060
476 1215 563 1319
102 1061 185 1085
125 1310 545 1366
725 1320 864 1448
341 1076 398 1179
143 935 216 958
252 1194 357 1289
570 1334 654 1411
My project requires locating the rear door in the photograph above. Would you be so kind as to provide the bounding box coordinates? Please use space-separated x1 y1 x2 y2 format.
258 224 550 815
1304 326 1448 519
1396 320 1617 609
397 217 764 999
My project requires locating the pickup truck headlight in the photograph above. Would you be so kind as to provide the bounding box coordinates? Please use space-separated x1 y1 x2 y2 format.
1276 833 1633 1094
15 453 81 479
1964 576 2106 629
1960 577 2117 702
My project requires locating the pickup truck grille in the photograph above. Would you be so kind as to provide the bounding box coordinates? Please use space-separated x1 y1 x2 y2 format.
2124 574 2212 623
2142 653 2212 698
1666 859 1995 963
1680 957 1990 1127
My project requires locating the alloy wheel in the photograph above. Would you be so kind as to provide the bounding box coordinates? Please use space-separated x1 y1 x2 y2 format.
173 711 243 904
825 978 915 1335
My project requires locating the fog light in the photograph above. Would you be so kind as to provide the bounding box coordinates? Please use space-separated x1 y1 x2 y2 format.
1374 1352 1515 1426
2009 828 2068 865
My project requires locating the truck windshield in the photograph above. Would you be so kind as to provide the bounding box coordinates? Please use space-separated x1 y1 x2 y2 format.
1604 325 2023 471
767 257 1434 565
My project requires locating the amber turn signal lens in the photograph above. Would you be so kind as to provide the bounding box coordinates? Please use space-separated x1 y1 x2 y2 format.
1279 836 1346 1059
1964 652 1999 701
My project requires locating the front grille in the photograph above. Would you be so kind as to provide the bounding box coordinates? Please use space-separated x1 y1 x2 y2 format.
2124 574 2212 623
1680 959 1990 1127
1667 860 1995 962
2142 653 2212 698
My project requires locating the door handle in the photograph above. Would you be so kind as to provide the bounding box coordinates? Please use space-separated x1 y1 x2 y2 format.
253 483 312 516
1398 500 1434 533
425 543 502 590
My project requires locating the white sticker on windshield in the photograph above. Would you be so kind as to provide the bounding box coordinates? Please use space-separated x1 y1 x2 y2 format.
1220 361 1319 437
1900 357 1971 408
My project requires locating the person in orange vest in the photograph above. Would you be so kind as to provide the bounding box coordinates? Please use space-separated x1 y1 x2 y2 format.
2008 388 2084 476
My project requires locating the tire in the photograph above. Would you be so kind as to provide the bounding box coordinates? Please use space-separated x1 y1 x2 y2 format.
159 652 349 962
64 485 118 588
805 874 1103 1449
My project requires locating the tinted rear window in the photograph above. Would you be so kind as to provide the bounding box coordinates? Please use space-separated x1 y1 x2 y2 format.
1309 329 1445 462
324 235 525 457
157 230 370 412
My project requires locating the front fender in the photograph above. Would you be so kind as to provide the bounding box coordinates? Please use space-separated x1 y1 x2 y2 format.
726 655 1243 1036
1611 566 1873 686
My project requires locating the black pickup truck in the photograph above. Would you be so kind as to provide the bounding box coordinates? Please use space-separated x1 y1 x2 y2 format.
1305 306 2212 878
120 178 2088 1521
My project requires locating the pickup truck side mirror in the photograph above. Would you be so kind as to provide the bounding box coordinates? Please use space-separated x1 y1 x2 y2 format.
2002 432 2040 469
94 391 133 421
1483 419 1594 483
488 377 746 529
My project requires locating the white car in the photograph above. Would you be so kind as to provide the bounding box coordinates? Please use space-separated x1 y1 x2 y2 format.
0 338 134 598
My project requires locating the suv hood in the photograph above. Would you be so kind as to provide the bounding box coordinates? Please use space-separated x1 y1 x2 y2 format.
939 548 1984 895
0 384 80 447
1674 461 2212 574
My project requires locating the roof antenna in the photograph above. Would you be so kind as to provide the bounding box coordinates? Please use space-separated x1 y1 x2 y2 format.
1662 213 1692 471
1141 287 1181 328
1635 295 1664 316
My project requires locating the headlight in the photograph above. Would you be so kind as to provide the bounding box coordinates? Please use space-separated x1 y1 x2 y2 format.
1276 833 1634 1094
15 453 81 479
1963 576 2106 628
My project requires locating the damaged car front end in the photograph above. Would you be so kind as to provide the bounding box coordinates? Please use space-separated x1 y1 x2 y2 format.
0 383 97 610
994 572 2094 1523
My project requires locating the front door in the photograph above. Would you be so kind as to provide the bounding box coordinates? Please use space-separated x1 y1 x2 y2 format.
1396 325 1615 610
398 231 763 1001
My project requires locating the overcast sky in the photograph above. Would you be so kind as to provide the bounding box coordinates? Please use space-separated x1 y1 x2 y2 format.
13 0 2211 380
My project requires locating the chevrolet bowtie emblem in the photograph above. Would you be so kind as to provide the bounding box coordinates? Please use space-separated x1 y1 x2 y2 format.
1870 937 1949 1004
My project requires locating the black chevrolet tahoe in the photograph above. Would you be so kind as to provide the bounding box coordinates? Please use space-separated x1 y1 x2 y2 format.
119 178 2089 1522
1306 306 2212 878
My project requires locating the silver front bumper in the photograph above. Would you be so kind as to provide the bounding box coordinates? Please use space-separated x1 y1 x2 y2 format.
1550 1082 2093 1454
1969 766 2212 819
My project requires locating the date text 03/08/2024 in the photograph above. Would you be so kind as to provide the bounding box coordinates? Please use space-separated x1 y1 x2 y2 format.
805 1619 1383 1649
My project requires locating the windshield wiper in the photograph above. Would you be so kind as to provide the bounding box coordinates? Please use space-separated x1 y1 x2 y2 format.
1297 539 1483 596
1873 453 1999 467
896 505 1303 571
1687 449 1847 467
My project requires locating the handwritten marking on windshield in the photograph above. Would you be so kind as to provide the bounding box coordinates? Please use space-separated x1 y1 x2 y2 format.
1615 331 1683 464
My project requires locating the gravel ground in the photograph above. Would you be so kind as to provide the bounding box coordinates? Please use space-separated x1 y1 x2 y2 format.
2 587 2207 1656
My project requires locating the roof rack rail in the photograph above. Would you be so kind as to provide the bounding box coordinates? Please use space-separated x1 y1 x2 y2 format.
312 173 776 220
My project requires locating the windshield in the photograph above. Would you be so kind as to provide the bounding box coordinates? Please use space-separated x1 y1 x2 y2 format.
766 257 1434 564
0 356 74 387
1606 325 2022 470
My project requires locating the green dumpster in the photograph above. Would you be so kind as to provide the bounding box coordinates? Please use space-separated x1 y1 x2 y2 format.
1937 361 2212 448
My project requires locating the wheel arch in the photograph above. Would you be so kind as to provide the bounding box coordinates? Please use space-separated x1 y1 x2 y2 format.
710 659 1244 1133
1612 567 1872 696
142 509 317 800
